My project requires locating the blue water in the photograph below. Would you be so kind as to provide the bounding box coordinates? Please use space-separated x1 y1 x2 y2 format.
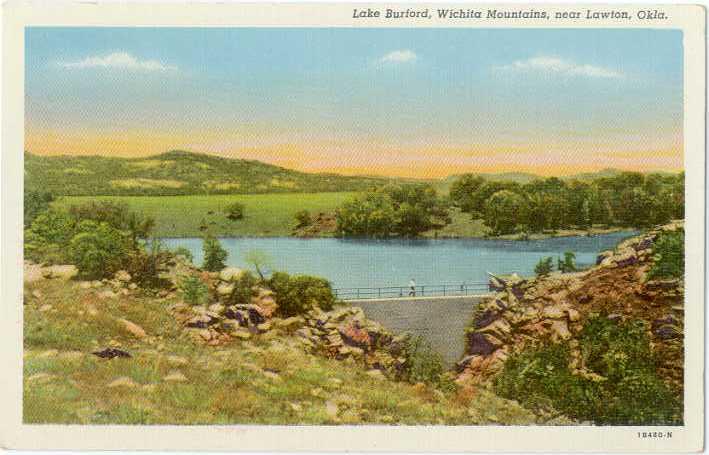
160 232 635 290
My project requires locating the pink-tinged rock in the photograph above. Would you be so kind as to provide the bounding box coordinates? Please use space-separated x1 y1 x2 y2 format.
118 318 147 338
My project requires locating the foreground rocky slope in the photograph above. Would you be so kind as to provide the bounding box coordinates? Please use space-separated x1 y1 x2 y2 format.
457 221 684 393
24 260 545 424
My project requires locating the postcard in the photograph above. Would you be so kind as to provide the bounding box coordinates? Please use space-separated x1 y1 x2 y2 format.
1 1 705 452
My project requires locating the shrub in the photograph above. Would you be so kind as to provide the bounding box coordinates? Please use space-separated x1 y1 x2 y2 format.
124 240 172 289
172 247 194 263
647 229 684 280
224 202 245 221
228 271 259 305
244 249 273 280
24 208 76 264
67 221 132 279
68 200 154 245
179 275 209 306
557 251 577 273
534 257 554 276
494 316 682 425
268 271 336 316
400 335 454 391
294 210 311 228
24 190 54 227
202 234 227 271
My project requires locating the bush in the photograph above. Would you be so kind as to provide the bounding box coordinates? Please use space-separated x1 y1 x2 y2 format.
228 271 259 305
294 210 311 228
224 202 245 221
24 190 54 227
244 249 273 280
67 221 132 279
534 257 554 276
124 240 172 289
68 200 154 245
172 247 194 263
202 234 227 271
647 229 684 280
400 335 454 391
179 275 209 306
557 251 577 273
494 316 682 425
268 271 336 316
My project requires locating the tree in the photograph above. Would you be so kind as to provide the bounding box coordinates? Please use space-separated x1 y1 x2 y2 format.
244 249 273 280
557 251 577 273
68 201 154 246
449 174 485 212
534 257 554 276
225 202 245 221
483 190 527 235
202 234 227 271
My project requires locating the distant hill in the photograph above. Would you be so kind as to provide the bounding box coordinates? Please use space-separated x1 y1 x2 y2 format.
24 150 393 196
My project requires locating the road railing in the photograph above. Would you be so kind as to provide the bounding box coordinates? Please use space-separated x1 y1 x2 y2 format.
333 283 490 300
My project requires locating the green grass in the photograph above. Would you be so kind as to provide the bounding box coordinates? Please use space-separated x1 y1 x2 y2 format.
55 192 357 237
23 277 544 425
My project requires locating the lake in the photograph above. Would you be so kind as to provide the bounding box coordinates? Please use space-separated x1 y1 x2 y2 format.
161 232 635 365
160 232 636 290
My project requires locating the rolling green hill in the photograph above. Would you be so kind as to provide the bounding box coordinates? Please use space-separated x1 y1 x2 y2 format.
25 150 392 196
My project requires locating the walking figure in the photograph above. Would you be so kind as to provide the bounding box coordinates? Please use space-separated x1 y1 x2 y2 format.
409 278 416 297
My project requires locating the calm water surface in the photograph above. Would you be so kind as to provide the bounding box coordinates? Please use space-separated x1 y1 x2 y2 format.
161 232 635 290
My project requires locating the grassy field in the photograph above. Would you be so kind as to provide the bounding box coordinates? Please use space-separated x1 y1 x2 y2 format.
23 277 544 425
55 192 357 238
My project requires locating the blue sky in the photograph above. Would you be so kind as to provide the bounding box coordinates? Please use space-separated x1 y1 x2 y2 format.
25 27 683 177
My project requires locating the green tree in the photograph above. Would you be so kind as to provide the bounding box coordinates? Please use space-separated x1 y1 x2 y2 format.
557 251 577 273
179 275 209 306
244 249 273 280
483 190 527 235
449 174 485 212
68 220 132 279
202 234 227 271
534 256 554 276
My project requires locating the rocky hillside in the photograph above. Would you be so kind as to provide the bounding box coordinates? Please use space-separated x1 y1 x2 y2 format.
457 221 684 393
24 257 550 425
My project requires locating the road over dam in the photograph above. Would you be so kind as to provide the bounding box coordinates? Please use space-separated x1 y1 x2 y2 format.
344 294 491 367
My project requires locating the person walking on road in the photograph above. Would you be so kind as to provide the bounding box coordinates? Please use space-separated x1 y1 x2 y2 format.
409 278 416 297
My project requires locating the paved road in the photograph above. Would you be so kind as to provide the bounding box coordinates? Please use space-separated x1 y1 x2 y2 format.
346 295 489 367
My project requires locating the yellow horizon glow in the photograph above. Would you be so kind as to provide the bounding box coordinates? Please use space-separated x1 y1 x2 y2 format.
25 130 683 179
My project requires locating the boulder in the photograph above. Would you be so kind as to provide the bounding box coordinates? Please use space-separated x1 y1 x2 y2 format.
163 371 188 382
550 320 572 342
118 318 147 338
466 332 497 356
219 267 243 282
108 377 138 388
114 270 131 282
45 265 78 280
216 282 234 296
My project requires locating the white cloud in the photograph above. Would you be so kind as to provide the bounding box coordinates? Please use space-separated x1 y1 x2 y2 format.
58 52 177 72
495 56 623 79
379 49 417 64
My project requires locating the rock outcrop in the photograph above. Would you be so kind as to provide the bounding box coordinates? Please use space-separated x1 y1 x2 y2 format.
457 221 684 392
